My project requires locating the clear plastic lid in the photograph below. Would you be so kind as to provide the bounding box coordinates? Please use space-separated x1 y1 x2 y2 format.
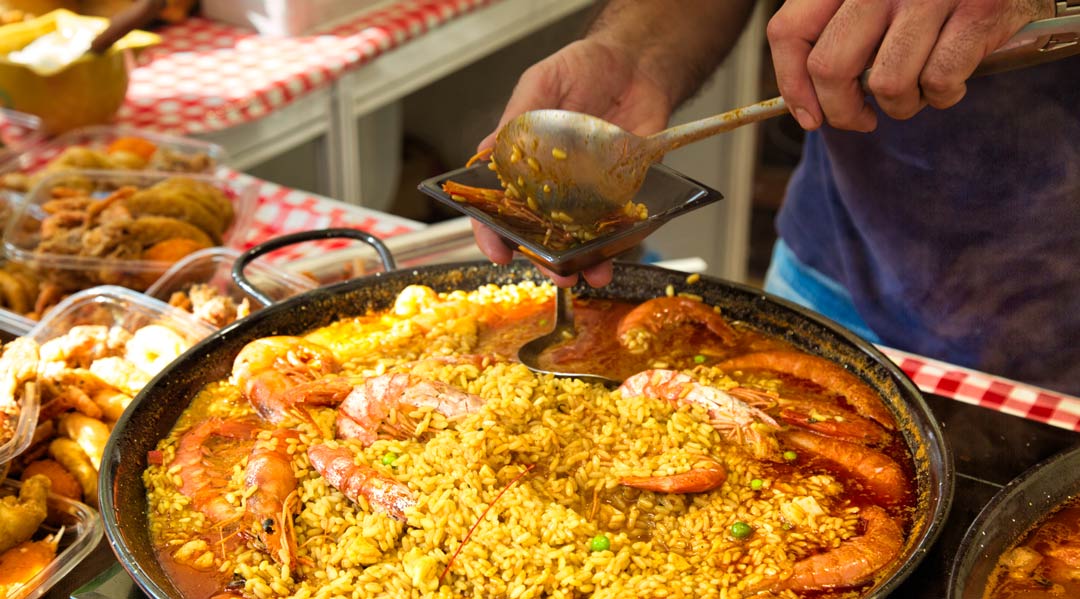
0 108 46 169
1 169 259 293
0 348 38 470
0 308 34 339
145 247 318 327
2 124 228 176
25 285 215 346
0 478 104 599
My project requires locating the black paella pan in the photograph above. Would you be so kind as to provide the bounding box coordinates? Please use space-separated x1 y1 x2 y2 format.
99 230 954 599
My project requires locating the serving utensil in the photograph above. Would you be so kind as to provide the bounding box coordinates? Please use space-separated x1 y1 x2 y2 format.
420 163 721 382
516 286 620 385
493 9 1080 224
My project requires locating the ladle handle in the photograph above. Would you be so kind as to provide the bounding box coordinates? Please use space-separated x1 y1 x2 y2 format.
645 97 788 155
554 285 574 330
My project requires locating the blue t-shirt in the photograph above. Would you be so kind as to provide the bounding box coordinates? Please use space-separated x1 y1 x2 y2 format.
776 56 1080 395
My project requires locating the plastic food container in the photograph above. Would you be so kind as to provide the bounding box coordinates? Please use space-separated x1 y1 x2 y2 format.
0 108 45 168
1 169 258 293
0 478 103 599
146 247 318 326
201 0 384 36
0 125 229 189
0 305 34 341
26 285 215 343
0 125 230 231
0 342 39 472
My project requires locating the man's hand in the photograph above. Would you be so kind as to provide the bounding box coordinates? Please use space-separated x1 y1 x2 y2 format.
768 0 1054 132
472 37 674 288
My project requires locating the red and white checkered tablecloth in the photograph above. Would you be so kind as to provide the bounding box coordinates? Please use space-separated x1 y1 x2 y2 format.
223 171 424 260
118 0 497 134
878 345 1080 432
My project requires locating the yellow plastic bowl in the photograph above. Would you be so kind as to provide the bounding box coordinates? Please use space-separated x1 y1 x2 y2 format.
0 10 159 134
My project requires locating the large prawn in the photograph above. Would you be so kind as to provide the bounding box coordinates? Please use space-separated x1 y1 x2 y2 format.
780 429 910 507
619 369 780 461
173 417 259 524
232 336 353 424
173 418 301 569
335 373 484 445
616 296 737 354
244 428 300 569
772 505 905 592
309 373 486 519
717 350 895 429
308 443 414 521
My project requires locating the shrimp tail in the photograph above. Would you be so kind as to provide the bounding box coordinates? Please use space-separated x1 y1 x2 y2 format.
619 458 727 493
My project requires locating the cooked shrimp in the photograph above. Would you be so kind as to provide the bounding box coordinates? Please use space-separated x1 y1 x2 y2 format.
173 417 259 523
232 336 352 424
39 385 103 421
619 456 727 493
617 296 737 353
780 429 909 507
244 429 299 569
335 373 484 446
775 398 891 446
308 442 414 521
775 505 904 591
717 350 895 429
619 370 780 460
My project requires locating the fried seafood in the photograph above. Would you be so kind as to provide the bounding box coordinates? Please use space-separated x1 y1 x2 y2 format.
0 530 62 596
0 136 217 193
0 474 49 555
168 283 252 328
27 177 235 292
4 320 200 506
0 263 39 316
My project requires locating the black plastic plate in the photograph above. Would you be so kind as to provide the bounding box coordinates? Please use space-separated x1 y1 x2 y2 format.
418 162 723 275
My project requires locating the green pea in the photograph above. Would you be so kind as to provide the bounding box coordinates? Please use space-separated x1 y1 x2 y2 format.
381 452 398 466
693 354 706 364
589 534 611 552
750 478 764 491
730 521 753 539
783 450 798 462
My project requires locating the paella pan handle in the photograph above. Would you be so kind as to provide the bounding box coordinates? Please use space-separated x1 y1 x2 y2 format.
233 228 397 306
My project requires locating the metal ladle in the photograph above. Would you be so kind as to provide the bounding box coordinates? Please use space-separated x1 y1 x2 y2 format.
516 286 621 386
492 10 1080 225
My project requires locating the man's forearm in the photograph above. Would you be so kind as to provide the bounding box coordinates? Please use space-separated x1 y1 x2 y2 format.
587 0 757 108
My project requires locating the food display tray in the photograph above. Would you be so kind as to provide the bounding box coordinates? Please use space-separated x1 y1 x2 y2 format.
1 169 258 294
145 246 318 325
418 163 723 276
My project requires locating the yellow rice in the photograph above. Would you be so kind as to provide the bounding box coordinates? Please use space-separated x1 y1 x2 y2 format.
144 282 863 599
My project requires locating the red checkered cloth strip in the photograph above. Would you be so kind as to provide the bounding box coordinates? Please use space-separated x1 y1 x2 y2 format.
118 0 497 134
877 345 1080 432
222 171 424 261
